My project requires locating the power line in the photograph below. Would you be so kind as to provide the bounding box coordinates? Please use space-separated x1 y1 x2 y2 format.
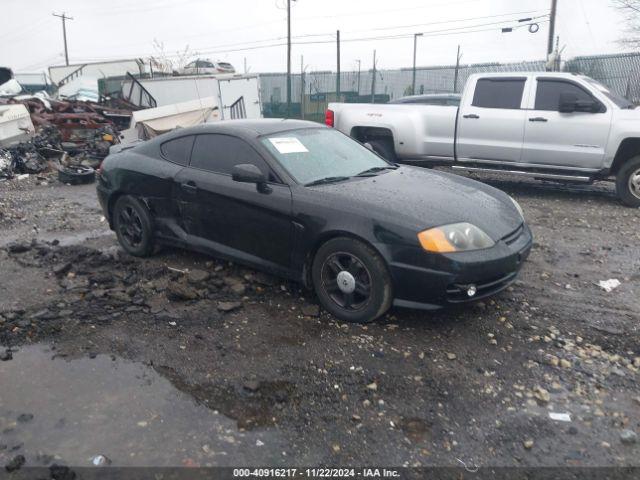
344 9 549 34
72 13 547 63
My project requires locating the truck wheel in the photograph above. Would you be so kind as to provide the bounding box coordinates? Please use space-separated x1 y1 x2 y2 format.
616 156 640 207
368 139 397 162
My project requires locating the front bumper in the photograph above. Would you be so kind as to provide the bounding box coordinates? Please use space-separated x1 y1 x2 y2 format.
387 223 533 310
96 183 112 227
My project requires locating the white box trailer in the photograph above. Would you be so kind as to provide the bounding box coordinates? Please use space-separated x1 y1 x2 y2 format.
122 74 262 120
0 104 35 147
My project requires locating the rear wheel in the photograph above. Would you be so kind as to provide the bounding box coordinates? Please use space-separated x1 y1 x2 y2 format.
113 195 155 256
368 139 397 162
312 237 392 323
616 156 640 207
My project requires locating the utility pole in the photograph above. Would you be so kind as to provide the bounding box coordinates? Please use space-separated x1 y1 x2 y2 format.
412 33 423 95
336 30 341 100
52 12 73 66
371 50 377 104
547 0 558 69
355 60 361 96
453 45 461 93
286 0 293 117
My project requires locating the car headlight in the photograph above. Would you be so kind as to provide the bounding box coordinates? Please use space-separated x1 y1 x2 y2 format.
510 196 524 219
418 223 495 253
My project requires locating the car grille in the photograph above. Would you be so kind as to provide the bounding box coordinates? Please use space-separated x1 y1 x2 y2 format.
501 224 524 245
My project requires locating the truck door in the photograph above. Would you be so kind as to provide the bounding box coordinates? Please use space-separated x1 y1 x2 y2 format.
456 77 529 163
521 78 612 169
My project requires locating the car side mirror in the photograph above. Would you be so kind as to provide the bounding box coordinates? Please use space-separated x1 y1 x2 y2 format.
232 164 266 184
363 142 374 151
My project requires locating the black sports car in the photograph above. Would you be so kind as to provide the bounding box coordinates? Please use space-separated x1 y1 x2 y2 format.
97 119 532 323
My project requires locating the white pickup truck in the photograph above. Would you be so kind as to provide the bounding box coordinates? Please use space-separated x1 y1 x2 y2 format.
327 72 640 207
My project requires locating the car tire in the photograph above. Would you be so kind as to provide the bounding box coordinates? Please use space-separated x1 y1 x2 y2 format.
113 195 155 257
312 237 393 323
58 166 95 185
616 156 640 207
368 139 397 162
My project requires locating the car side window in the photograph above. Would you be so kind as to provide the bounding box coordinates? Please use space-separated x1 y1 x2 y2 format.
535 80 594 111
472 78 526 109
190 134 278 182
160 135 194 166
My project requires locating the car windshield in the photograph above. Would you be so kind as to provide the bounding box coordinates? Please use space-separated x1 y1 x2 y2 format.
260 128 391 185
583 77 636 109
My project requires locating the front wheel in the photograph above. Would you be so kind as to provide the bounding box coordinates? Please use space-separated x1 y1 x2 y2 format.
616 156 640 207
312 237 392 323
113 195 155 256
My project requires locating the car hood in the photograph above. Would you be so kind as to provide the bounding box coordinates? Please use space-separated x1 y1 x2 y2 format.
313 166 523 241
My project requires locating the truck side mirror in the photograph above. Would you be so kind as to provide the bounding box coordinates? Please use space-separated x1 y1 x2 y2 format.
558 93 578 113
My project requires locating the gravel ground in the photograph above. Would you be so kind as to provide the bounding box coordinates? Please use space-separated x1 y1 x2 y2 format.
0 170 639 471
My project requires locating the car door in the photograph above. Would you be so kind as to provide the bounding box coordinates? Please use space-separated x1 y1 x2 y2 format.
521 78 613 169
456 76 529 163
175 133 293 272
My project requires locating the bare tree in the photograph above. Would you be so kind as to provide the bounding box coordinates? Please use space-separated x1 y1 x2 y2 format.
150 39 198 73
614 0 640 48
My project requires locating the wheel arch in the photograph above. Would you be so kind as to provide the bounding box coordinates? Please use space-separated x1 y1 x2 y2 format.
349 126 395 145
610 138 640 175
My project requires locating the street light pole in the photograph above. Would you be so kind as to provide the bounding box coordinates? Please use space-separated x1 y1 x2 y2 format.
286 0 292 117
336 30 341 99
547 0 558 67
412 33 423 96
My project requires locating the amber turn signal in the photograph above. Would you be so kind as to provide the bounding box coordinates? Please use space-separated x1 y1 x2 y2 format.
417 228 457 253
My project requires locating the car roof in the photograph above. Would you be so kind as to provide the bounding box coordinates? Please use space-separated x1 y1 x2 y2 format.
135 119 324 152
178 118 323 137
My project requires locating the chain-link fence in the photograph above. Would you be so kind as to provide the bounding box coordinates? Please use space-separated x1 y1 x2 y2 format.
260 52 640 123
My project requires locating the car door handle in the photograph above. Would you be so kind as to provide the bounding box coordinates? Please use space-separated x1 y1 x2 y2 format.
180 181 198 194
463 114 480 119
529 117 548 122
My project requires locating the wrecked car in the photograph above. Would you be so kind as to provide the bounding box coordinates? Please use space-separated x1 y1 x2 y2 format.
97 119 532 323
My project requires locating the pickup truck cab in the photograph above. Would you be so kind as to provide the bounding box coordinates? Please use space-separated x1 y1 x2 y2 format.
327 72 640 207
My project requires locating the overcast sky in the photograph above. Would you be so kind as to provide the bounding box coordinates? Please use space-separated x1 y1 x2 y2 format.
2 0 628 74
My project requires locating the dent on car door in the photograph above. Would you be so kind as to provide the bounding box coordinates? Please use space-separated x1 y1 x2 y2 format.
183 134 294 273
456 77 529 163
521 79 612 169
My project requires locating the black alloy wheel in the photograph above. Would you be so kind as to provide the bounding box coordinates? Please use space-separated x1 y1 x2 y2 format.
312 237 392 323
113 195 155 257
321 252 372 312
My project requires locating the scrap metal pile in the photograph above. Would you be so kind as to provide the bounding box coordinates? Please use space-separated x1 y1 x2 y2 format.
0 96 128 180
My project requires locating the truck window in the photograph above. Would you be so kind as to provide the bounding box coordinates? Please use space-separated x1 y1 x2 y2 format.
535 80 595 111
472 78 526 109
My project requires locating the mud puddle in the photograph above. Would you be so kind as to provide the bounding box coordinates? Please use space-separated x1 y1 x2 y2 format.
0 345 285 467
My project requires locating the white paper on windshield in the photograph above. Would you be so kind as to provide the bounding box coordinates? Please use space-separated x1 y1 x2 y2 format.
269 137 309 154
